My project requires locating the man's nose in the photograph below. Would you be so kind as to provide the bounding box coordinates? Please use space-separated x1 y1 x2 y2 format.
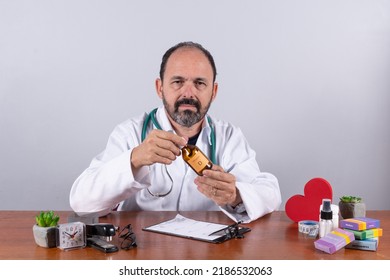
181 82 196 98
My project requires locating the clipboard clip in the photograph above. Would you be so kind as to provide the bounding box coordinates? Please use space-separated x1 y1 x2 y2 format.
209 221 245 239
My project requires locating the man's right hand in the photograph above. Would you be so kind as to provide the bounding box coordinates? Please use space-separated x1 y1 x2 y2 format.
131 130 187 170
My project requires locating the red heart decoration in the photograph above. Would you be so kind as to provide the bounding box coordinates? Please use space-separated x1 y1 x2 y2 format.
285 178 333 222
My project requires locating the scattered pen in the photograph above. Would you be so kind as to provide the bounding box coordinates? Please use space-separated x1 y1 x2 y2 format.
208 220 243 236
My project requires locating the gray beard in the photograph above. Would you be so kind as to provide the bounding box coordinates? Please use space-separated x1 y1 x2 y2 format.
172 109 202 128
162 96 211 128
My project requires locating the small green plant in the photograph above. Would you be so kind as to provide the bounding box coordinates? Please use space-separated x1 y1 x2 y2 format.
35 211 60 227
339 196 362 203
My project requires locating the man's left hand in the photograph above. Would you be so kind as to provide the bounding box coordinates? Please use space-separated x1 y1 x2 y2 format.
194 165 242 206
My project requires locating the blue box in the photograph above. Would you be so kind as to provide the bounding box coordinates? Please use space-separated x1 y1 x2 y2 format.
345 238 379 251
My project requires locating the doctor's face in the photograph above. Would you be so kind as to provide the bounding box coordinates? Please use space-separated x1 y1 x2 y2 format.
156 47 218 128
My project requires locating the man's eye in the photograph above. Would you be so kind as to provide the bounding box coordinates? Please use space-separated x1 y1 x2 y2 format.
195 81 206 88
171 80 184 89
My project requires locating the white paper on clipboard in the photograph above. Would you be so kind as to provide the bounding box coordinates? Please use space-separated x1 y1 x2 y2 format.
142 214 250 243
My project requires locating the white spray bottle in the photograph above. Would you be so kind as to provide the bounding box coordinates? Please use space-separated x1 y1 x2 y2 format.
319 199 333 238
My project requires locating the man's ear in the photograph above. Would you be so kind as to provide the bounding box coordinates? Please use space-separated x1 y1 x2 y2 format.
211 82 218 102
155 78 163 99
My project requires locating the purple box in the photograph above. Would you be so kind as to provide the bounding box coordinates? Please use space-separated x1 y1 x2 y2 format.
314 228 355 254
339 217 380 231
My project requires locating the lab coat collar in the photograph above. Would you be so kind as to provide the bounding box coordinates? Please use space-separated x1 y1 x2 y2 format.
155 106 175 132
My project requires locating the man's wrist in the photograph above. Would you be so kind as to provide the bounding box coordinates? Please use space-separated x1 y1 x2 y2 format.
229 189 242 207
130 147 141 170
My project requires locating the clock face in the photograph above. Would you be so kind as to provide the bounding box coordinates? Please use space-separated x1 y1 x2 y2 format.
57 222 86 250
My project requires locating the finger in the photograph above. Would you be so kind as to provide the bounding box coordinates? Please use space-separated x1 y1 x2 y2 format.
211 185 236 206
142 143 180 164
195 173 237 205
132 142 177 168
150 130 187 156
210 164 224 172
144 131 180 157
196 183 235 206
154 146 179 162
196 184 211 198
202 165 225 178
194 177 228 198
153 130 187 148
202 168 235 185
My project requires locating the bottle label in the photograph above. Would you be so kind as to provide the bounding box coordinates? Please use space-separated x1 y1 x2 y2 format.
187 151 208 174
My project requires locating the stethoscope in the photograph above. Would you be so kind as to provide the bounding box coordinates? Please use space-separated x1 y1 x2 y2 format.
141 108 217 197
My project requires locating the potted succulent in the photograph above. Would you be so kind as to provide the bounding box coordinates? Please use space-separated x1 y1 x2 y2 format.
32 211 60 248
339 196 366 219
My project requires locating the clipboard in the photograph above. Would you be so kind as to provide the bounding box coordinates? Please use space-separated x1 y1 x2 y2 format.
142 214 251 243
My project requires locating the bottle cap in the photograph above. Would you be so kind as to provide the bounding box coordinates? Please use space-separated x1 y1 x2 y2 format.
320 199 333 220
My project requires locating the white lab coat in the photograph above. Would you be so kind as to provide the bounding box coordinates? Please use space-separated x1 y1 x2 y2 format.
70 107 281 223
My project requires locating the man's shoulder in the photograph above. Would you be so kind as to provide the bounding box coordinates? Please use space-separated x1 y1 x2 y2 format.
210 117 240 131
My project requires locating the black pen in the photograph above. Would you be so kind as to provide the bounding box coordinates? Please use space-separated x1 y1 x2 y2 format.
208 220 243 236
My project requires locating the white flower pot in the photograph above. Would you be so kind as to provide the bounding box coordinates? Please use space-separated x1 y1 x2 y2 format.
32 224 57 248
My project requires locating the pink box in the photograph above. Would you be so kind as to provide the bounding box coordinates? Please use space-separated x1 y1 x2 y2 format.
314 228 355 254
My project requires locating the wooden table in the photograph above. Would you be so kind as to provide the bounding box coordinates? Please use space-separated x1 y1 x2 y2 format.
0 211 388 260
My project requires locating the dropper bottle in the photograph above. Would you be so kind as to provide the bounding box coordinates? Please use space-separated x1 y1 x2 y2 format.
319 199 333 238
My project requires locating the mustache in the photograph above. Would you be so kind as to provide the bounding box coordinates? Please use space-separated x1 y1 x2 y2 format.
174 98 200 111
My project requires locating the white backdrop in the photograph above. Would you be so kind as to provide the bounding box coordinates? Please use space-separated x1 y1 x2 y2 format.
1 0 389 211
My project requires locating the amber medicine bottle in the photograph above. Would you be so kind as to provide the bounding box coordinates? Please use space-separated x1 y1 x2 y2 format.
181 144 213 176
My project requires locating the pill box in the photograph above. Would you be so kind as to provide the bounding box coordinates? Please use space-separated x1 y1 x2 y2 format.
345 237 379 251
314 228 355 254
344 228 383 240
339 217 380 231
